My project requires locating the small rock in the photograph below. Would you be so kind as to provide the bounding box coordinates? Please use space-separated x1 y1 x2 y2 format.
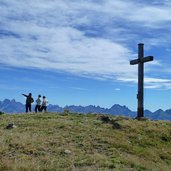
64 149 72 154
99 115 111 123
112 122 121 129
6 123 17 129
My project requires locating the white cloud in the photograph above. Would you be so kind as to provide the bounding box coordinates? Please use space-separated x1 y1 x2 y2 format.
144 77 171 89
144 82 171 90
117 75 171 90
0 26 135 76
144 85 161 89
114 88 121 91
128 6 171 26
0 0 171 89
70 87 88 91
144 77 171 83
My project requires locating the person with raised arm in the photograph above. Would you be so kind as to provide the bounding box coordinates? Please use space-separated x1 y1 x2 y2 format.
22 93 34 113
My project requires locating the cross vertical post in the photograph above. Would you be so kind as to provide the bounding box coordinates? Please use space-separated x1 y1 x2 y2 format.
138 43 144 118
130 43 154 118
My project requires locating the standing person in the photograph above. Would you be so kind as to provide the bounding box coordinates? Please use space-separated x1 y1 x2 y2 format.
41 96 48 112
35 95 41 113
22 93 34 113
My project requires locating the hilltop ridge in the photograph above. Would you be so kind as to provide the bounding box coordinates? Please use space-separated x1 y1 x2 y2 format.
0 112 171 170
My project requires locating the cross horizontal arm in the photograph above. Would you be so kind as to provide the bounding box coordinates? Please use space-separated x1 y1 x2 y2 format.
130 59 139 65
130 56 153 65
142 56 153 63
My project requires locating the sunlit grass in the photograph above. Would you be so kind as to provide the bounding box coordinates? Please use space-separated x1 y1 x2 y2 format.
0 113 171 171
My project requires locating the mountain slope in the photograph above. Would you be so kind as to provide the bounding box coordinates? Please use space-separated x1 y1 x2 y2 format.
1 99 171 121
0 99 24 113
0 113 171 171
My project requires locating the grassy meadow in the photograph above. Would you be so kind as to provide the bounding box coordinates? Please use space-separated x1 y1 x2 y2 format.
0 112 171 171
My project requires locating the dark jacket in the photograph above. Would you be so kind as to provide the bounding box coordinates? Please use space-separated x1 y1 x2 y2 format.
22 94 34 104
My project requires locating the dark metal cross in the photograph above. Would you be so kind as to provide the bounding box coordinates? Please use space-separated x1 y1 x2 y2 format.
130 43 154 118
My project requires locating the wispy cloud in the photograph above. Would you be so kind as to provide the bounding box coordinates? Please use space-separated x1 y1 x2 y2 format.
70 87 88 91
114 88 121 91
0 0 171 89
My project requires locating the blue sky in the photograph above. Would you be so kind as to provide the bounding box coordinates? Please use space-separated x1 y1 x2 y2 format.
1 0 171 111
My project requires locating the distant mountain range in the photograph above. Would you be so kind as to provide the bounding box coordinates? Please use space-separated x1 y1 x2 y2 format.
0 99 171 121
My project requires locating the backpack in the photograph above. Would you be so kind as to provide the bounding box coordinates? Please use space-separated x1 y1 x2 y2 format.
31 98 34 103
26 97 34 104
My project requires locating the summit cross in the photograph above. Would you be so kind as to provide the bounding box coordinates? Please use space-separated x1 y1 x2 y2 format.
130 43 154 118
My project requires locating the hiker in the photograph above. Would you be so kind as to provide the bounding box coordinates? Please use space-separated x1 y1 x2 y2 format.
22 93 34 113
35 95 41 113
40 96 48 112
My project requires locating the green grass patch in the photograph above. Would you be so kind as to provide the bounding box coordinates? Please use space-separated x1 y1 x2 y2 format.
0 113 171 171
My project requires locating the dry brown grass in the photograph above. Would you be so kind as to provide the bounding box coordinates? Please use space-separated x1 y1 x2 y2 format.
0 113 171 171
